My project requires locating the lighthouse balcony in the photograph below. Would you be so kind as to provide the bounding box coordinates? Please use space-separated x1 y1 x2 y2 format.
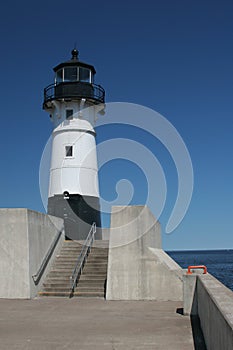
43 82 105 108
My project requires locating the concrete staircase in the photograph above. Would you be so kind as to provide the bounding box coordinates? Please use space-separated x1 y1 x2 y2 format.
38 240 109 298
75 240 108 297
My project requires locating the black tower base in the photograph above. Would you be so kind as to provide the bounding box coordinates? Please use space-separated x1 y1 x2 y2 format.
48 194 101 240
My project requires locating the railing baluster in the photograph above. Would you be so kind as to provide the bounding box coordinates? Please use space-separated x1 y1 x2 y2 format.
43 82 105 105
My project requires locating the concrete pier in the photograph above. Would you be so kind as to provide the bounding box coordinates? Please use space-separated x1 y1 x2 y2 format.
0 207 232 349
0 298 195 350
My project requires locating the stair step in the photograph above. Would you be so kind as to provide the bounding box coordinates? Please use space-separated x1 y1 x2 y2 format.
85 261 108 264
60 246 82 250
39 291 71 297
42 287 71 292
51 266 74 270
90 247 108 251
48 272 73 277
55 257 80 260
89 258 108 260
82 270 107 274
58 252 82 255
49 269 73 273
83 272 107 275
79 276 107 281
57 256 80 259
91 251 108 253
77 279 106 284
86 260 108 263
45 278 71 283
73 291 104 297
85 261 108 265
85 265 107 268
52 262 79 267
60 246 82 249
83 270 107 274
43 283 72 288
84 267 107 272
39 239 108 298
76 288 104 293
89 251 108 254
90 256 108 258
61 250 81 253
85 264 107 267
76 283 105 289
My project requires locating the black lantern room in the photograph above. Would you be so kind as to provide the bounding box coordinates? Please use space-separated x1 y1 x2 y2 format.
43 49 105 109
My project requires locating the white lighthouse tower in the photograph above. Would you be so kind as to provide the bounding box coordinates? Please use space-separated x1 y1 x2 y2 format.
43 49 105 240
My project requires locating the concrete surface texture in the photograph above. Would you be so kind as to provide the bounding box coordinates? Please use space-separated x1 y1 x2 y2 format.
183 274 198 316
183 272 233 349
0 209 64 298
0 298 195 350
108 205 162 248
101 227 110 240
106 205 183 300
197 274 233 350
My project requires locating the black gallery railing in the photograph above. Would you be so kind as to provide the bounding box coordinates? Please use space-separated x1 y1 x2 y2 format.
44 82 105 104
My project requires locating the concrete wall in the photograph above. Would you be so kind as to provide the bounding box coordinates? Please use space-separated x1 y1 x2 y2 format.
101 228 110 240
183 273 233 350
106 205 183 300
0 209 64 299
183 274 198 316
197 274 233 350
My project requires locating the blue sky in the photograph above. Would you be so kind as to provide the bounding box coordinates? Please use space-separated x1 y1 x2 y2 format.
0 0 232 250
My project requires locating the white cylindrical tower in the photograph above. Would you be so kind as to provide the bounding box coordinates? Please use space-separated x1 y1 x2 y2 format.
43 49 105 240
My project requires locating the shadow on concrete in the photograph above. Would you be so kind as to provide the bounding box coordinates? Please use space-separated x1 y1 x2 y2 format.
104 278 107 299
191 315 207 350
176 307 184 315
176 308 206 350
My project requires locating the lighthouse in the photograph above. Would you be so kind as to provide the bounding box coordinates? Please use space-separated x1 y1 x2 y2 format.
43 49 105 240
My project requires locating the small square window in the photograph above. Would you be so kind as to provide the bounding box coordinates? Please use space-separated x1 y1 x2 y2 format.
65 146 73 157
66 109 73 120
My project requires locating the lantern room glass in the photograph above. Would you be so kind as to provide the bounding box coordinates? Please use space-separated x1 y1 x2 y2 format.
55 67 92 84
56 69 63 83
79 67 91 83
64 67 78 82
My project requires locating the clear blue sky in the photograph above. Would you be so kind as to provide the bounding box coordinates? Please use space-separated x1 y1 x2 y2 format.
0 0 232 250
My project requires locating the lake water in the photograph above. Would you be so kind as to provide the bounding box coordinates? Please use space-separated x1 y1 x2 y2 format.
167 249 233 291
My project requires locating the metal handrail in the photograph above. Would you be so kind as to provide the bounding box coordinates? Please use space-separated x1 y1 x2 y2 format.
69 222 96 298
32 227 64 285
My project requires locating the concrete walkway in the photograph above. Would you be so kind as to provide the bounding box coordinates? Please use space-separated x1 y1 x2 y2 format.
0 298 195 350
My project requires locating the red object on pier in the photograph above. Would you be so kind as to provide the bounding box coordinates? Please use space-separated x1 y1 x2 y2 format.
187 265 207 275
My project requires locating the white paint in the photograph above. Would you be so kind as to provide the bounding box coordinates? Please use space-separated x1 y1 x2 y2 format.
46 99 103 199
50 100 102 128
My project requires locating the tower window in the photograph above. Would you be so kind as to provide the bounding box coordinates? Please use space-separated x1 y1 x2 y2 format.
65 146 73 157
66 109 73 120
